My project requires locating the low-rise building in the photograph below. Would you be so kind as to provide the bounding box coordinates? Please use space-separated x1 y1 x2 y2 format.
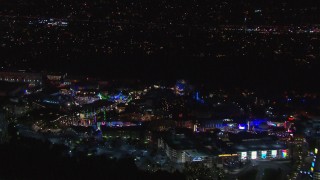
0 71 42 86
233 139 289 161
158 132 214 167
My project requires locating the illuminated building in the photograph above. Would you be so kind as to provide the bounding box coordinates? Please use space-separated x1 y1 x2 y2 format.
174 80 192 96
247 119 269 131
0 71 42 86
313 147 320 179
233 139 289 161
195 119 239 132
42 93 74 107
267 120 286 128
237 149 288 161
184 150 213 168
109 92 129 103
157 133 213 166
46 73 66 81
158 133 195 163
46 73 67 87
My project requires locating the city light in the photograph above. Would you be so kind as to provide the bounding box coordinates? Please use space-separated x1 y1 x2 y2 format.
282 150 287 158
271 150 277 158
241 152 247 160
251 151 257 160
1 1 319 177
261 151 267 159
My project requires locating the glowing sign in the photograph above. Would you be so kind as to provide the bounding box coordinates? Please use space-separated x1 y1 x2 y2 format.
192 157 203 162
315 148 318 155
241 152 247 160
271 150 277 158
282 150 287 158
267 121 277 127
193 125 197 132
239 124 245 130
261 151 267 159
251 151 257 160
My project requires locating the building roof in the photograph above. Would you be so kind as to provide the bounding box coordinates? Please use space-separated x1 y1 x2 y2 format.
184 150 207 157
163 133 195 150
232 140 287 152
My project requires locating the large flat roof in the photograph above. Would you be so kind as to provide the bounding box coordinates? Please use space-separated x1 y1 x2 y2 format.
163 134 195 150
232 140 287 152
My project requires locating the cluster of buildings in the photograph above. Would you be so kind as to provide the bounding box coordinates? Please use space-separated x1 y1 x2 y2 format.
1 71 320 179
157 129 290 169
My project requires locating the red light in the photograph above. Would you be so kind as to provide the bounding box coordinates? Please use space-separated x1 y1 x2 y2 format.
288 116 294 121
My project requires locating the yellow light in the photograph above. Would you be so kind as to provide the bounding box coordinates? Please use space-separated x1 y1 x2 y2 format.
315 148 318 154
218 154 238 157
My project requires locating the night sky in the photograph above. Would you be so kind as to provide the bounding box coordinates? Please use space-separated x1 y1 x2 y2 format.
0 0 320 89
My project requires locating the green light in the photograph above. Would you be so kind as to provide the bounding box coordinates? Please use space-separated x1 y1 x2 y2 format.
98 93 108 100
